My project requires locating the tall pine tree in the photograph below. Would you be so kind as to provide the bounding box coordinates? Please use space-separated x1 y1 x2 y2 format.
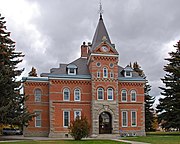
133 62 155 131
157 40 180 131
0 14 33 126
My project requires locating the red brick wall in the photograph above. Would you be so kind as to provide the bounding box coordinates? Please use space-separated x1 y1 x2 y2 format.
49 79 92 133
24 81 49 136
118 81 145 132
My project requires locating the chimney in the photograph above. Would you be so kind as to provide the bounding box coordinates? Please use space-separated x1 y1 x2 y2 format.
81 42 88 58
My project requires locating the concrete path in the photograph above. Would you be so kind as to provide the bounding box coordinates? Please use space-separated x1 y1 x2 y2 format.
0 135 150 144
113 139 150 144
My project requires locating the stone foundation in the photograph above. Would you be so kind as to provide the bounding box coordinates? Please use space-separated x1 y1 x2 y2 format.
48 132 71 138
119 130 146 137
23 131 49 137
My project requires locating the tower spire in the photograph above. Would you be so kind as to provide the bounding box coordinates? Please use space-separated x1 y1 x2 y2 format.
98 0 103 19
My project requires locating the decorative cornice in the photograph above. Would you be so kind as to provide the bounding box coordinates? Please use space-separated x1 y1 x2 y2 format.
50 79 91 85
93 55 118 61
93 78 118 83
24 82 49 86
119 82 144 87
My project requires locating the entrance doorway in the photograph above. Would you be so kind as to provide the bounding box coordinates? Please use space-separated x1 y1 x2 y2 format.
99 112 112 134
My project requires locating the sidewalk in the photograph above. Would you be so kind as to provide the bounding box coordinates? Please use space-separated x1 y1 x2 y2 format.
113 139 150 144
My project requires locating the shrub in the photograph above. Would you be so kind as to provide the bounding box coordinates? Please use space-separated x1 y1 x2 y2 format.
69 115 90 140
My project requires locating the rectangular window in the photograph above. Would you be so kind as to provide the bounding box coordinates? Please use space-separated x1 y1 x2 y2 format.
97 71 100 78
35 111 41 127
103 67 108 78
122 111 128 127
74 111 81 120
131 111 137 127
63 111 70 127
110 72 114 78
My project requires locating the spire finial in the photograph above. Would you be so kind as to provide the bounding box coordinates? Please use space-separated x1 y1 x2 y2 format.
98 0 103 19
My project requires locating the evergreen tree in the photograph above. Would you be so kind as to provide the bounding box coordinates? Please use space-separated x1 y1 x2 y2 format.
133 62 155 131
157 40 180 131
0 14 33 126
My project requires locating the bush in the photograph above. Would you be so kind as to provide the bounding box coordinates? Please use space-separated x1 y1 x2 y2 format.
69 115 90 140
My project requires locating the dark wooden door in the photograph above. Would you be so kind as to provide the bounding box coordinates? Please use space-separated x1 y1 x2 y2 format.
99 112 112 134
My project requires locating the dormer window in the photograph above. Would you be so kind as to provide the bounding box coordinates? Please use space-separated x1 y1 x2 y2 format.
124 65 133 77
67 64 77 75
125 71 131 77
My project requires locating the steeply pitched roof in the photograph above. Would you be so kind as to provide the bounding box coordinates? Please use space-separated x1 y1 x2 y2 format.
40 57 90 77
91 15 112 50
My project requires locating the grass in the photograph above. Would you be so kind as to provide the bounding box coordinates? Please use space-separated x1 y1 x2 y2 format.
0 140 128 144
122 131 180 144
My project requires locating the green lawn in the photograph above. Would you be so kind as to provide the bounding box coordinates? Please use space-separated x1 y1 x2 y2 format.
0 140 127 144
122 132 180 144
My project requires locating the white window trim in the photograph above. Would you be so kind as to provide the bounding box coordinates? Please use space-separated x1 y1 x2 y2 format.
125 71 132 77
35 111 41 127
68 68 76 75
131 111 137 127
74 111 81 120
122 111 128 127
103 67 108 78
131 90 137 102
121 90 127 102
63 88 70 101
63 111 70 128
107 88 113 100
74 89 81 101
35 89 41 102
97 88 104 100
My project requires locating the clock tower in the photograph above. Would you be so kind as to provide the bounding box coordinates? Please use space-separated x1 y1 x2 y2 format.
87 13 120 136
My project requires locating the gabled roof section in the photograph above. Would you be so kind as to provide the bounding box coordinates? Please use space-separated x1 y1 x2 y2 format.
40 57 90 78
118 66 145 81
91 15 112 51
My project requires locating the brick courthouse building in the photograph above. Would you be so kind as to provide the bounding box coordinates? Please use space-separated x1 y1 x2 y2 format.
23 14 146 137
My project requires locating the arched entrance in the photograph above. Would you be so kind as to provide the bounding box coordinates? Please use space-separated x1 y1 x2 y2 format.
99 112 112 134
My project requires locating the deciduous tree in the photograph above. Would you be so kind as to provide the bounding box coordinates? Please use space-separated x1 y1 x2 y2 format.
69 115 90 140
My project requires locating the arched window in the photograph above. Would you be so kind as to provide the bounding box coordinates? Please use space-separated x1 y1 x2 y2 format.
97 88 104 100
107 88 113 100
103 67 108 78
121 89 127 102
63 88 70 101
131 90 137 102
74 89 81 101
34 88 42 102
